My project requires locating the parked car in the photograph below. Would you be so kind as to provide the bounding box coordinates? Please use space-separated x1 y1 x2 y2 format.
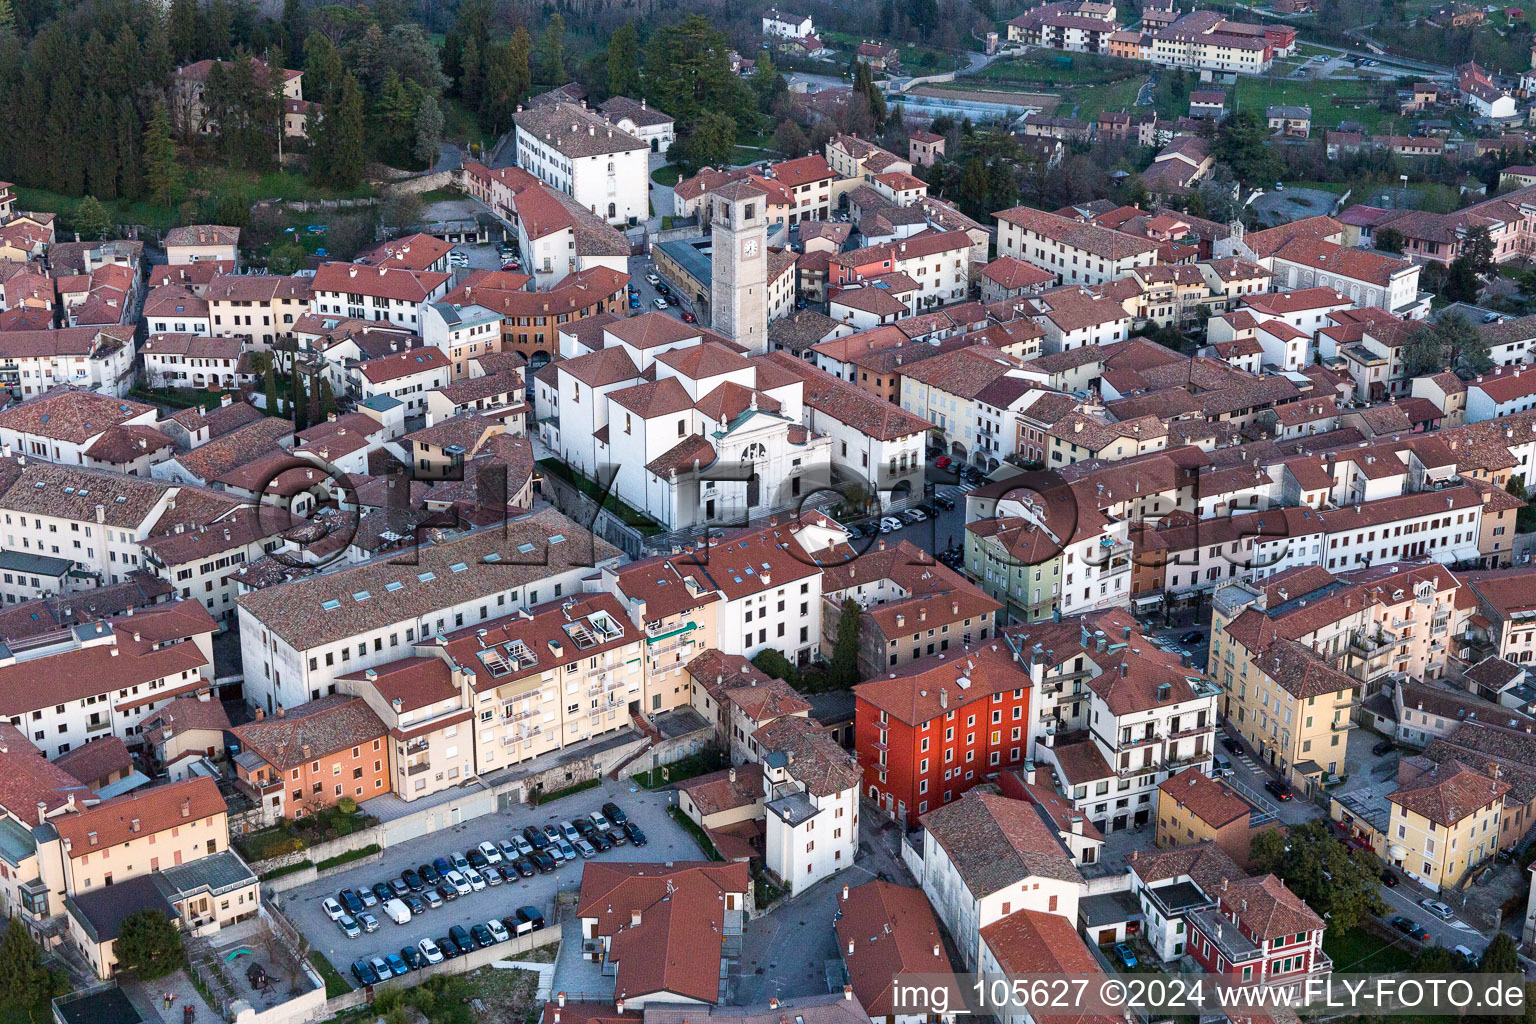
350 960 379 986
421 887 444 908
1372 739 1396 756
574 838 598 858
337 915 361 939
371 882 394 905
901 508 927 522
402 893 427 916
603 802 628 825
401 945 426 970
418 938 444 965
388 877 410 898
517 906 546 932
523 826 550 850
437 935 461 960
1212 754 1232 775
1380 868 1399 887
560 820 581 842
486 919 511 944
445 870 472 896
357 887 378 909
682 310 697 323
402 868 424 891
513 834 535 857
530 851 558 872
624 822 647 846
1113 943 1138 969
323 898 345 922
466 847 489 870
879 516 903 533
484 865 505 885
1264 780 1293 801
1453 944 1478 966
546 842 567 864
1391 916 1430 941
471 923 495 948
449 925 476 952
451 852 471 873
512 858 536 878
589 831 612 852
384 953 409 977
629 294 641 309
498 840 521 862
1221 735 1241 754
338 889 364 915
646 273 660 285
934 455 952 470
436 883 458 903
464 867 487 891
589 811 612 832
652 298 668 309
572 818 595 838
383 899 412 926
419 862 441 885
433 856 452 877
368 956 392 982
1178 631 1203 644
1420 898 1454 920
934 494 955 510
608 826 627 846
478 841 504 864
358 912 379 933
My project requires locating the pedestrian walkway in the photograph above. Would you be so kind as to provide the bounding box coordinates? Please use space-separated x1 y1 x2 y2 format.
498 959 556 1000
550 917 614 1001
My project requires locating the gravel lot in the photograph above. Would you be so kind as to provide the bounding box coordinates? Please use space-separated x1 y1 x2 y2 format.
281 777 700 969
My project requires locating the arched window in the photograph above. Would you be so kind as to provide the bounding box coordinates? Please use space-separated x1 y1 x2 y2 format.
742 442 767 462
608 203 616 219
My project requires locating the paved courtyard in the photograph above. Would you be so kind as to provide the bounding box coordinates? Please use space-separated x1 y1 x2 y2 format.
276 778 699 973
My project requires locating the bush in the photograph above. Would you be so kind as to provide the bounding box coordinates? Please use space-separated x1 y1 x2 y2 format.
315 843 382 872
115 909 184 980
336 796 358 815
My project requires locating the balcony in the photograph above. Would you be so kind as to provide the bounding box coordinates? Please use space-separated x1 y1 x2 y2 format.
1167 723 1213 741
1119 731 1161 748
85 719 111 734
406 761 431 776
1117 760 1160 778
404 739 430 756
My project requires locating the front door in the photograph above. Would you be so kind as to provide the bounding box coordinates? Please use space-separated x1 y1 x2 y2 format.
747 472 760 508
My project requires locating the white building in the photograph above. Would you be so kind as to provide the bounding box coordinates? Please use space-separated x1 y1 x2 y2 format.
512 101 650 225
141 334 248 390
598 96 676 154
994 206 1159 287
907 790 1082 970
0 326 137 398
232 507 621 712
1465 367 1536 423
0 389 160 466
745 714 861 888
762 7 815 37
421 302 505 380
353 347 452 414
309 263 452 332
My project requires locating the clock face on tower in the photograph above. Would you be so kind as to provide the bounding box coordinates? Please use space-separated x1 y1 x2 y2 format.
742 239 759 257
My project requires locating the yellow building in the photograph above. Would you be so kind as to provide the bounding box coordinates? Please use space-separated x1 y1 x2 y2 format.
1156 766 1277 867
1387 759 1507 892
605 553 723 717
1212 594 1356 796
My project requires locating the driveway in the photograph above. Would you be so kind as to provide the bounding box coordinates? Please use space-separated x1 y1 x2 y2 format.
636 253 705 323
733 865 876 1005
276 778 698 973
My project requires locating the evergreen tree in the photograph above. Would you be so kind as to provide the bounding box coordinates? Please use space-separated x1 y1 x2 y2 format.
0 917 49 1010
291 369 309 429
0 0 16 37
168 0 200 61
413 93 443 169
263 365 281 415
72 195 110 239
114 910 184 980
540 14 566 88
377 69 415 164
829 597 863 688
313 74 366 189
459 33 481 108
318 376 336 420
607 22 641 99
1249 819 1384 932
1481 933 1519 974
302 31 341 103
482 32 528 134
281 0 307 66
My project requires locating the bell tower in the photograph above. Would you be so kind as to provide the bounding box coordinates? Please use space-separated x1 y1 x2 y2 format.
709 180 768 354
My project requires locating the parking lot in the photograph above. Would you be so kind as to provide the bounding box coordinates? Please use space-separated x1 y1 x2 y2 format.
280 778 699 972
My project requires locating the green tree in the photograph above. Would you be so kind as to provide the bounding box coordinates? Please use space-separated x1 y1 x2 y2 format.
266 241 307 273
459 33 482 109
114 909 184 980
674 110 736 175
263 367 281 415
1411 945 1467 972
1464 224 1497 274
1481 932 1519 974
607 21 641 99
751 648 802 689
644 16 753 128
1249 819 1385 932
482 30 531 134
773 119 808 158
318 376 337 420
1213 108 1275 185
1375 225 1406 255
291 369 310 429
0 917 50 1011
313 74 366 189
143 102 182 207
281 0 307 65
413 93 443 169
829 597 863 689
1402 310 1492 377
540 13 566 89
303 31 342 104
72 195 110 239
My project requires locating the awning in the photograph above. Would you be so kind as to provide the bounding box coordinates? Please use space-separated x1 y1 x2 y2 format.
1293 759 1325 777
1133 592 1165 607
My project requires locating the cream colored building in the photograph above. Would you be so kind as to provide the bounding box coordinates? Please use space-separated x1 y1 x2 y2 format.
344 657 477 802
604 556 722 716
1387 759 1506 892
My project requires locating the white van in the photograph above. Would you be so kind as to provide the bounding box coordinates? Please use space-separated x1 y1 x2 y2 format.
383 898 412 925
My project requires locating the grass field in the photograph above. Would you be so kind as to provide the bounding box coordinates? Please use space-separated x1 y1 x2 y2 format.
1283 178 1465 213
1321 926 1414 973
1054 75 1148 120
978 50 1146 86
1231 75 1407 132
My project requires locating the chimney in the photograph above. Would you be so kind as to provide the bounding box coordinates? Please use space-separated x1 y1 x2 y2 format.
35 801 45 826
558 993 566 1008
939 686 948 709
843 986 854 1001
932 943 941 958
848 939 855 954
301 743 312 759
631 909 642 926
616 1001 625 1015
180 799 190 818
770 999 780 1010
841 884 849 901
729 767 737 783
130 818 140 833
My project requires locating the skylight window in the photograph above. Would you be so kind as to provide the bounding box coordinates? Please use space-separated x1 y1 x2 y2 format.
549 534 566 544
418 571 436 581
321 599 341 610
449 562 468 573
385 581 403 592
353 590 371 602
